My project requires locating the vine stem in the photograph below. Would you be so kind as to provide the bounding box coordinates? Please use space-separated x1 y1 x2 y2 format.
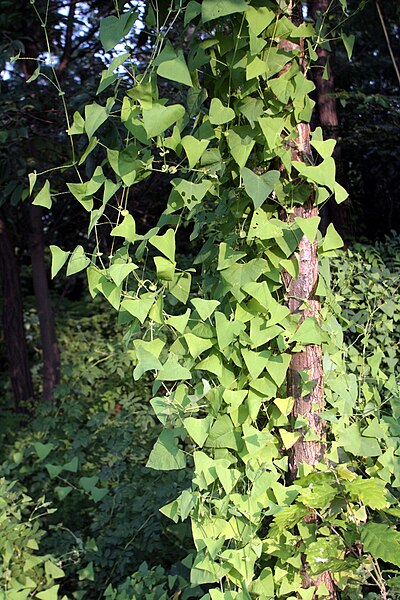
375 0 400 86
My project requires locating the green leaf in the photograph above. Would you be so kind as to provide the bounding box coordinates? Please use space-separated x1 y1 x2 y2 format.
110 214 136 244
242 348 270 379
91 487 108 502
46 464 63 478
345 477 389 510
311 139 336 160
28 171 37 195
209 98 235 125
67 111 85 135
258 116 285 151
205 414 240 450
154 256 176 281
279 429 301 449
96 280 122 311
266 354 291 387
337 423 381 457
121 295 155 324
55 486 72 501
246 55 266 80
134 346 162 380
221 258 267 302
157 356 192 381
36 585 60 600
79 476 99 492
34 442 54 461
223 389 247 411
322 223 343 252
149 229 175 262
155 43 193 87
245 6 275 36
201 0 248 23
99 10 137 52
108 262 138 286
290 317 326 345
169 272 191 304
84 99 114 138
294 216 320 242
166 308 191 334
143 103 185 138
184 333 213 359
292 157 336 191
181 136 210 168
27 64 40 83
66 245 90 276
215 311 244 350
79 137 99 165
97 52 129 94
78 562 95 581
242 168 280 209
184 415 214 447
334 181 348 203
215 465 241 494
146 429 186 470
226 129 255 169
63 456 79 472
191 298 220 321
342 32 355 60
45 560 65 579
247 210 283 241
32 180 52 208
50 245 70 279
361 523 400 567
185 1 202 25
217 243 247 271
171 179 212 210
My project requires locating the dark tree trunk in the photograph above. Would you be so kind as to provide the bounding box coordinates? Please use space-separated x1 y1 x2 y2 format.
28 204 60 404
0 210 34 408
311 0 352 242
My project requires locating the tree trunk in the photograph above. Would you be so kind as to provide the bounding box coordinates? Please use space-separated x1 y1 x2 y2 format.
28 204 60 404
280 6 337 595
0 209 34 409
284 130 337 600
311 0 352 242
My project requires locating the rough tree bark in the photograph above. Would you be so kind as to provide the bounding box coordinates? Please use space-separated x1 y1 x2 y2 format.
311 0 351 242
281 4 337 598
28 204 60 404
0 209 34 409
285 129 336 599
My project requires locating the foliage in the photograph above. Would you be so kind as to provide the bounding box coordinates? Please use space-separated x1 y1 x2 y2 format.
0 302 193 597
17 0 400 598
0 478 62 599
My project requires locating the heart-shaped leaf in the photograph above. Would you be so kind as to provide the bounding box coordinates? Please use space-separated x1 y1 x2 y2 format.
99 10 137 52
242 167 280 209
209 98 235 125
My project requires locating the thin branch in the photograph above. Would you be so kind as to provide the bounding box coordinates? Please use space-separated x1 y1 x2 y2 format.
375 0 400 86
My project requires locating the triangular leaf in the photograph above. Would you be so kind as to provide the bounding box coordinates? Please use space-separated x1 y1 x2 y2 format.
146 429 186 470
50 245 70 279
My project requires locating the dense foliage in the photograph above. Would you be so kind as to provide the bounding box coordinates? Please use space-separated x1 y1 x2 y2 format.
1 237 399 598
1 0 400 599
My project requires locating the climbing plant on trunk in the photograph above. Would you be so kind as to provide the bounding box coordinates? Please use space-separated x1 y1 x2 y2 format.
33 0 400 598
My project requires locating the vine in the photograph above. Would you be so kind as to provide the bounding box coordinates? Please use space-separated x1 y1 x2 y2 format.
29 0 400 598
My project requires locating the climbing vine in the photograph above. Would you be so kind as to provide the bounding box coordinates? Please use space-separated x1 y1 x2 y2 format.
30 0 400 598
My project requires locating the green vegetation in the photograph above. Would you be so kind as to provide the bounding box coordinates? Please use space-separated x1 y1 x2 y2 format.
1 238 399 598
1 1 399 598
